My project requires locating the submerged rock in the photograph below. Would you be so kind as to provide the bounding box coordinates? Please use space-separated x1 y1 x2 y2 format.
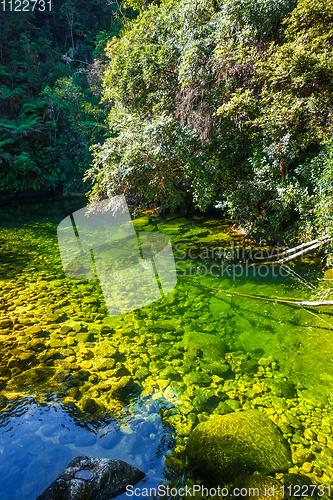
26 324 46 337
6 365 55 390
111 376 140 401
186 410 292 483
36 456 145 500
0 317 13 329
234 474 284 500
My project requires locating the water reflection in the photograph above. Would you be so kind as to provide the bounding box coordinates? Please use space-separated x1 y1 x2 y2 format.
0 395 175 500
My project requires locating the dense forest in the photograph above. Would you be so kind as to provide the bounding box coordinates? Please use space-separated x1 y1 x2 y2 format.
0 0 132 193
1 0 333 254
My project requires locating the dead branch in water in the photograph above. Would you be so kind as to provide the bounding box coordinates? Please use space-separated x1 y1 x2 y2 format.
278 239 333 264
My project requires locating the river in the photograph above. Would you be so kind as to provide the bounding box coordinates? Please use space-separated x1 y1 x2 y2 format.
0 197 333 499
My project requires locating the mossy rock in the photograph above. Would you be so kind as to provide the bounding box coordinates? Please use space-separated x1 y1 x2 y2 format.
111 376 140 401
132 216 154 231
225 399 241 410
179 331 227 363
209 296 231 315
77 369 91 381
6 365 55 391
0 318 13 329
193 393 223 413
135 367 149 380
17 352 36 363
38 349 60 363
43 312 64 323
240 359 259 375
76 332 95 343
324 269 333 280
282 473 312 488
95 358 115 371
234 474 284 499
267 379 296 399
150 345 170 359
49 340 67 348
167 347 182 359
94 343 117 358
213 401 233 415
160 365 181 381
185 371 211 386
203 362 231 378
26 339 45 351
18 317 34 326
26 324 47 338
81 397 104 414
186 410 292 483
60 325 72 334
66 387 81 400
149 361 165 373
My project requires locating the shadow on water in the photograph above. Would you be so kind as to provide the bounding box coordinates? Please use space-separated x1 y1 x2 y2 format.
0 198 88 281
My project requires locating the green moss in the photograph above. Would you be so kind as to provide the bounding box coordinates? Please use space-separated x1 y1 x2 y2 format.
186 410 292 483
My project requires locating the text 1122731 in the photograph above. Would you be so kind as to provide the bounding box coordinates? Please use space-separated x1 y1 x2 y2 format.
2 0 52 11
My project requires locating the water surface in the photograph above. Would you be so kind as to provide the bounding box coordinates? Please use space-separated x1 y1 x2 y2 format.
0 198 332 498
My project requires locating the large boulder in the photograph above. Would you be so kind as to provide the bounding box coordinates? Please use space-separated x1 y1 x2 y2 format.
36 456 145 500
186 410 292 483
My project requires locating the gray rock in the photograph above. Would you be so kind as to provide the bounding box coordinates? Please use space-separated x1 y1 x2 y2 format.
186 410 292 482
36 456 145 500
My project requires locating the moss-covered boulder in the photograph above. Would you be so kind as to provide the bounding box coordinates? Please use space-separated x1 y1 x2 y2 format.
234 474 284 500
184 371 211 386
26 324 47 338
94 342 117 358
80 397 105 414
186 410 292 483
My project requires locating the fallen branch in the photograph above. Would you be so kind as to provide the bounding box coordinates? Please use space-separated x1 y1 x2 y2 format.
294 300 333 306
212 287 333 307
279 238 333 264
277 239 318 259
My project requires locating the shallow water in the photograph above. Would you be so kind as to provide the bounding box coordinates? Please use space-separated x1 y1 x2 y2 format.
1 198 333 498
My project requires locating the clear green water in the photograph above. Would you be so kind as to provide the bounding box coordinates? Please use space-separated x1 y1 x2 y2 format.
0 198 333 499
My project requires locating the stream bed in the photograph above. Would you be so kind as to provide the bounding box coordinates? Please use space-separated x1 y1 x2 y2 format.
1 198 333 499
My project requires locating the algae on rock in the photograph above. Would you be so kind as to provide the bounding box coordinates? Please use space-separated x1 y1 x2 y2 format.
186 410 292 483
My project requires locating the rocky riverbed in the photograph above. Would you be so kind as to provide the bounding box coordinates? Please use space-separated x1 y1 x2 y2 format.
1 201 333 498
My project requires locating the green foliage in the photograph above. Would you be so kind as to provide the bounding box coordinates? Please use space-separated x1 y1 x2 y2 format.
0 0 127 193
2 0 333 257
0 152 41 191
83 0 333 259
294 138 333 244
86 0 296 210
